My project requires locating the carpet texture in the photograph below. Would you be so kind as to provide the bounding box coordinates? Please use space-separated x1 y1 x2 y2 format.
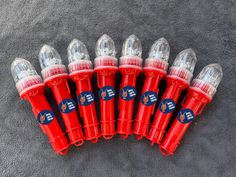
0 0 235 177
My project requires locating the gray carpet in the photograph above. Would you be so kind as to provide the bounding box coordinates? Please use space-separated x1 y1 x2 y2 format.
0 0 235 177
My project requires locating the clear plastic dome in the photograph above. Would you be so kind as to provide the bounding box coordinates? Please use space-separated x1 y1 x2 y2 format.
194 63 223 88
39 45 62 70
122 34 142 57
67 39 93 73
172 48 197 73
168 49 197 83
148 37 170 61
192 63 223 97
67 39 90 63
11 58 43 95
38 45 67 80
11 58 39 83
95 34 116 57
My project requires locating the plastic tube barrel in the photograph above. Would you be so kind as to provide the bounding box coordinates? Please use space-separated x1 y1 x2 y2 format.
117 35 142 139
147 49 197 145
133 38 170 140
39 45 84 147
160 64 223 156
11 58 70 155
94 34 118 140
67 39 100 143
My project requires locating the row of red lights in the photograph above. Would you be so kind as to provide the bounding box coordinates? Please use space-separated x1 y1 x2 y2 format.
11 34 223 156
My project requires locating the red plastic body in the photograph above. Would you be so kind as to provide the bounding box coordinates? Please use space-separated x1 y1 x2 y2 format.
45 75 84 146
95 68 118 139
147 76 189 144
21 84 70 155
160 87 212 156
70 71 100 143
133 68 166 140
117 67 141 138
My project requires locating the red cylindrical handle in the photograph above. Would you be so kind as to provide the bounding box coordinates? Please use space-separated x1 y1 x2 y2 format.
133 73 162 140
117 67 141 138
160 88 211 156
96 69 117 139
46 76 84 146
147 77 189 145
22 86 70 155
73 74 100 143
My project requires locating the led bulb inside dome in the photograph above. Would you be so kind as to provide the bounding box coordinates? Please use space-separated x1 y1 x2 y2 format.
68 39 90 63
192 63 223 97
148 37 170 61
39 45 62 70
169 49 197 83
194 63 223 88
122 34 142 57
172 48 197 73
67 39 93 73
11 58 43 95
11 58 39 83
95 34 116 57
39 45 67 80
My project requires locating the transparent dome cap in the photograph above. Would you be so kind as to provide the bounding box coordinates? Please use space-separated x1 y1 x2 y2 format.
194 63 223 88
172 48 197 73
68 39 90 63
11 58 38 83
95 34 116 57
148 37 170 61
122 34 142 57
39 45 62 70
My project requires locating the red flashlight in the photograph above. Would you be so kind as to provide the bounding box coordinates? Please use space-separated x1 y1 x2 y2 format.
117 35 143 139
94 34 118 139
11 58 70 155
39 45 84 147
67 39 100 143
133 38 170 140
160 64 223 156
147 49 197 145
